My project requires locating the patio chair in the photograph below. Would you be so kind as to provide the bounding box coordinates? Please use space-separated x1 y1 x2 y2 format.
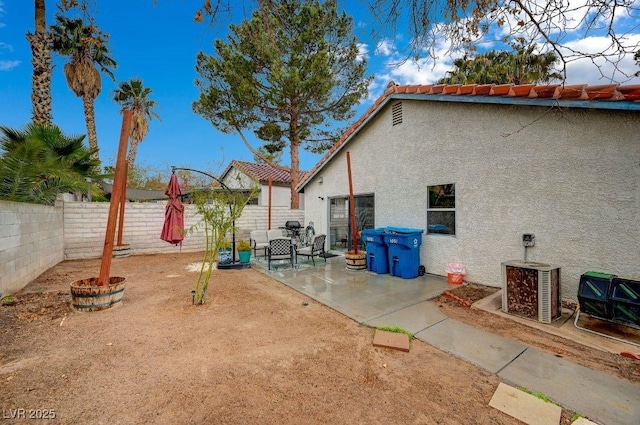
267 238 294 270
250 230 269 257
267 229 285 240
296 234 327 266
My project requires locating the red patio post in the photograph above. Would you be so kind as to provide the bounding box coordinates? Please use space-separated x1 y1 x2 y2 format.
268 176 272 230
98 110 132 286
347 151 358 254
117 162 127 247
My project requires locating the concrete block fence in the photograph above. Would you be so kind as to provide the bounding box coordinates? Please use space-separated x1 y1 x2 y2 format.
0 201 64 297
1 200 304 296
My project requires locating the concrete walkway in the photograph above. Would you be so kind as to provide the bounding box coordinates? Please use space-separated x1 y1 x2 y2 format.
255 257 640 425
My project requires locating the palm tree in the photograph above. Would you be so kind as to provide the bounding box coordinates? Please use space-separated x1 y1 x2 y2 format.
50 15 117 160
509 45 563 85
0 123 101 205
27 0 53 124
438 47 562 85
112 79 160 169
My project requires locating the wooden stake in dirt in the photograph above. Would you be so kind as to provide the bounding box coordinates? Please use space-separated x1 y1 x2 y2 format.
346 151 358 254
98 110 132 286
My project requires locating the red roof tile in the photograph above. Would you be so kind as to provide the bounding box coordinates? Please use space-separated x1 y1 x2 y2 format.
508 84 535 97
296 82 640 192
473 84 493 95
489 84 513 96
221 160 307 185
457 84 477 95
530 85 560 98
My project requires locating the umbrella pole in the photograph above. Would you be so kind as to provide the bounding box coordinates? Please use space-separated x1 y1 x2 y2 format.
98 110 132 286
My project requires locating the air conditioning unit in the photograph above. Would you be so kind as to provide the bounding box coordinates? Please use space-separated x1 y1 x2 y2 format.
502 260 562 323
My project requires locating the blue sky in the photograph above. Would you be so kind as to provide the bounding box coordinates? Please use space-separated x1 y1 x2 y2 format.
1 0 639 177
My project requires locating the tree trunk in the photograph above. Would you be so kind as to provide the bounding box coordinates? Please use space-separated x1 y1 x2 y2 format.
289 116 300 210
82 95 99 160
126 138 139 170
28 0 52 125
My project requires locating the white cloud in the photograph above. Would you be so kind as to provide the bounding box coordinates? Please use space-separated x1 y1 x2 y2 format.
361 3 640 104
357 43 369 61
561 35 640 84
0 60 20 71
374 39 395 56
0 41 13 53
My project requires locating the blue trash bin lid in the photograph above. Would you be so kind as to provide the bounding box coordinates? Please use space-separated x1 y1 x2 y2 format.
384 226 424 234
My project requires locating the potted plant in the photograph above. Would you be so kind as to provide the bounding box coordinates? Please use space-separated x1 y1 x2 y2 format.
218 240 233 265
237 240 252 264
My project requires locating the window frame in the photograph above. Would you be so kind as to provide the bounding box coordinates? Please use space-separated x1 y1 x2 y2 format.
426 183 456 236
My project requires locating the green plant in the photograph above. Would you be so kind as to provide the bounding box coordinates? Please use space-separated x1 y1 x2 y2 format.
1 294 16 306
519 388 559 406
375 326 414 341
237 240 251 252
571 413 584 422
188 182 258 305
218 239 232 251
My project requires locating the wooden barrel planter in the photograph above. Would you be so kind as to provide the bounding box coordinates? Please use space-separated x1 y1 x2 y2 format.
345 251 367 271
112 244 131 258
70 277 126 312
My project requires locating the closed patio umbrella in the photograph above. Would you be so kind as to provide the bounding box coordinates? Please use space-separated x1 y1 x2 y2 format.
160 174 184 245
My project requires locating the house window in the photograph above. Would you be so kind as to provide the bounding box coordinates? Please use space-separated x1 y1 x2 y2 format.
392 102 402 126
427 184 455 235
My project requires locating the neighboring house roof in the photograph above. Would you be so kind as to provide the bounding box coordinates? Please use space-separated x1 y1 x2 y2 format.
221 160 308 186
100 182 167 201
297 82 640 192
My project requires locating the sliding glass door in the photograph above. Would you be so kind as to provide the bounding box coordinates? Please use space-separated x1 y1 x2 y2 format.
329 195 374 251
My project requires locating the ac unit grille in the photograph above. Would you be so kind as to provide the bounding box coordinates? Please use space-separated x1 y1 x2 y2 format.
502 261 561 323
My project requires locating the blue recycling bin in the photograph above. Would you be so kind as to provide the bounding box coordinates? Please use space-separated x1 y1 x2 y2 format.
383 227 424 279
362 228 388 274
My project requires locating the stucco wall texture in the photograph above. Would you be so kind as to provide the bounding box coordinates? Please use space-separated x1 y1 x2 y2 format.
303 99 640 301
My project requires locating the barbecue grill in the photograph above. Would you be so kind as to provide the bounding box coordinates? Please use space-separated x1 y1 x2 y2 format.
283 220 302 238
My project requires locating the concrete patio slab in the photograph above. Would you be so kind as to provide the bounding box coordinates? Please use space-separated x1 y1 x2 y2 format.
498 348 640 425
365 300 447 334
489 382 562 425
372 329 410 352
415 318 527 374
262 259 455 323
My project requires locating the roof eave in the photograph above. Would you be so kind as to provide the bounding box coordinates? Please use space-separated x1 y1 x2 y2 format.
296 95 396 193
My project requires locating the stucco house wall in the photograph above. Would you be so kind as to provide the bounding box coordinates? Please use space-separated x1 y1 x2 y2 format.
302 99 639 300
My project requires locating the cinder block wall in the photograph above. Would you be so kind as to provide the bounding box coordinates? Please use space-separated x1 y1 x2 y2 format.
0 201 64 297
63 202 305 260
1 200 304 294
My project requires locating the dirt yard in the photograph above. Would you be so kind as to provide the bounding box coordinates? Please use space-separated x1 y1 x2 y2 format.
1 252 638 424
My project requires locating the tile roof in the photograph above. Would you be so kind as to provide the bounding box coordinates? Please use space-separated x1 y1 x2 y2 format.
297 82 640 192
221 160 308 185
